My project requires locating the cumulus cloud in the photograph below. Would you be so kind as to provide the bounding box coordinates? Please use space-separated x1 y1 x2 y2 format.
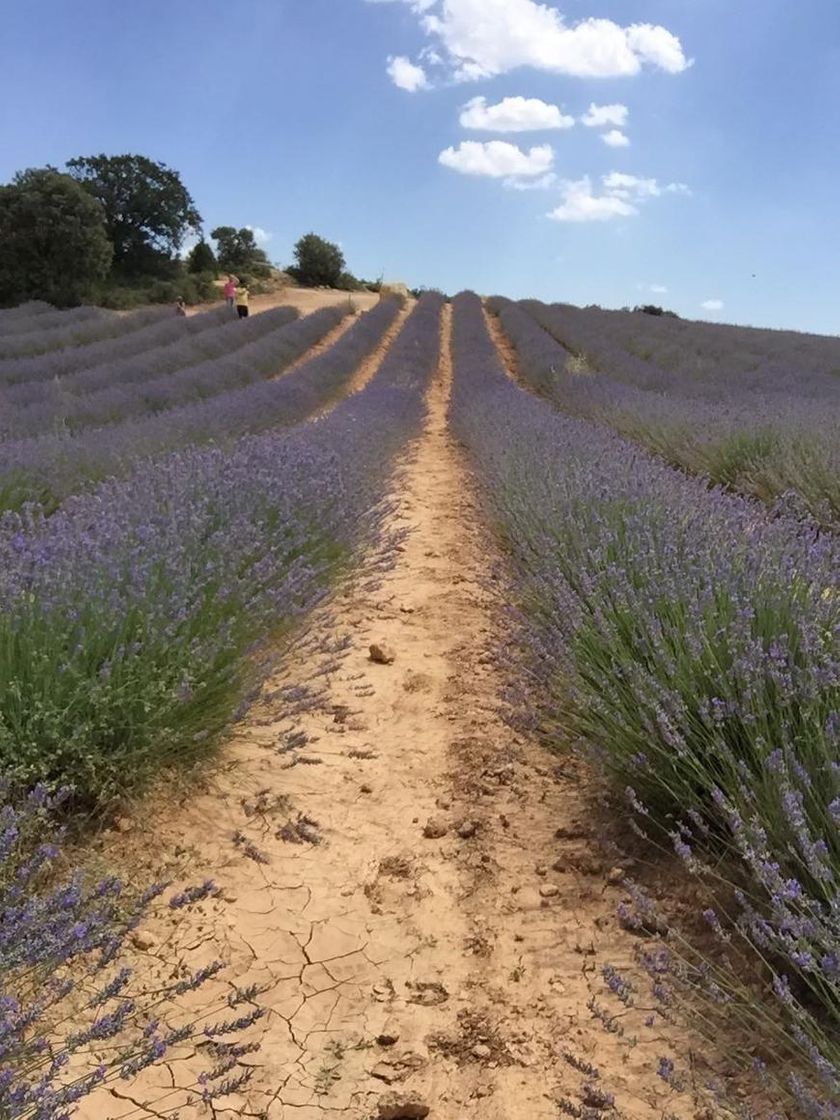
386 54 429 90
701 299 724 312
548 177 637 222
548 171 690 223
581 102 629 128
439 140 554 180
367 0 689 82
460 95 574 133
637 282 669 295
602 129 630 148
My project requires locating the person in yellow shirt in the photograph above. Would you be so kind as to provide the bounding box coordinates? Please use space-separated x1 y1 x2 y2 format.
236 286 250 319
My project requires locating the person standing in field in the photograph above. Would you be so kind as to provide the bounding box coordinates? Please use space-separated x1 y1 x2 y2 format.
236 285 250 319
223 275 237 310
175 297 187 317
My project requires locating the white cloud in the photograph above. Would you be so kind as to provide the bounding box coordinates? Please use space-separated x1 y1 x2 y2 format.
548 171 690 223
602 129 630 148
637 282 669 295
504 172 558 191
548 177 638 223
245 225 272 246
701 299 724 312
603 172 690 199
386 54 429 91
439 140 554 180
581 102 629 128
367 0 689 82
460 95 574 133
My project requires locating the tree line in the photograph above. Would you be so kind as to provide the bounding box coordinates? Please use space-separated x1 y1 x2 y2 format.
0 155 368 308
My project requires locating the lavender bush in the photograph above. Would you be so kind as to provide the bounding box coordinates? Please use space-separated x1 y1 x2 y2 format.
522 298 840 400
0 302 368 511
490 297 840 529
3 306 301 438
449 292 839 1113
0 784 262 1119
0 307 228 392
0 302 53 331
0 294 439 807
0 307 165 362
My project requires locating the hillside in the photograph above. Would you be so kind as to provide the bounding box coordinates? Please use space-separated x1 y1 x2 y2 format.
0 293 836 1120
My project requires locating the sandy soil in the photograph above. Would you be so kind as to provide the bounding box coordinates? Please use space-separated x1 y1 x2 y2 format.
191 288 381 320
81 307 702 1120
255 288 381 317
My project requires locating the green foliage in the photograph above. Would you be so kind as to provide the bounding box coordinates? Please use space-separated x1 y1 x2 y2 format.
210 226 271 278
67 153 202 277
633 304 680 319
0 521 347 809
411 286 446 299
95 270 217 310
289 232 345 288
187 239 217 274
0 168 112 307
335 271 366 292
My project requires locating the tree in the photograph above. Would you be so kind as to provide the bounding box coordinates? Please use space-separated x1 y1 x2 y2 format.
187 239 217 274
210 226 271 277
66 154 202 276
290 233 345 288
634 304 679 319
0 168 112 307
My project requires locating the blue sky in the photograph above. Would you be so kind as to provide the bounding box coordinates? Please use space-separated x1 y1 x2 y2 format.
2 0 839 333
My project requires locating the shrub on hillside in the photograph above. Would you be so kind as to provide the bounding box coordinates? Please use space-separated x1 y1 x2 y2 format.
0 169 112 308
187 239 217 274
288 233 345 288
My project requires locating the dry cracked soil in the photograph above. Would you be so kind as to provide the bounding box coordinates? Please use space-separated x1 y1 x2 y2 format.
80 305 701 1120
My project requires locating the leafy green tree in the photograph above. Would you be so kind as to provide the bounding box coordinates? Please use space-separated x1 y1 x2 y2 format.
210 226 271 277
187 239 217 274
66 154 202 276
290 233 345 288
0 168 112 307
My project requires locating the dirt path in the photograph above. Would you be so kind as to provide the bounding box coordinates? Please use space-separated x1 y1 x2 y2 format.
281 300 415 411
188 288 381 320
92 307 694 1120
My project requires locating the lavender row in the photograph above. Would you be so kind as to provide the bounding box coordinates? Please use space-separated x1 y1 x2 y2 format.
524 298 840 401
3 305 299 437
0 305 170 362
492 297 840 530
0 306 227 391
449 293 840 1092
0 303 358 509
0 294 440 807
0 298 405 511
0 303 110 347
0 300 53 330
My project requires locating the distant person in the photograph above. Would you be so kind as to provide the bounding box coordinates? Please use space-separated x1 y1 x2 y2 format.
223 275 238 310
236 285 250 319
175 297 187 317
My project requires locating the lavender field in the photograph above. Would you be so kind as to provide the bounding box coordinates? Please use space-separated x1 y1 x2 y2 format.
489 296 840 528
0 292 838 1119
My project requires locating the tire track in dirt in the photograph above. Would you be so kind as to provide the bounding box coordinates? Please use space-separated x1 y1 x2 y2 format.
84 305 697 1120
